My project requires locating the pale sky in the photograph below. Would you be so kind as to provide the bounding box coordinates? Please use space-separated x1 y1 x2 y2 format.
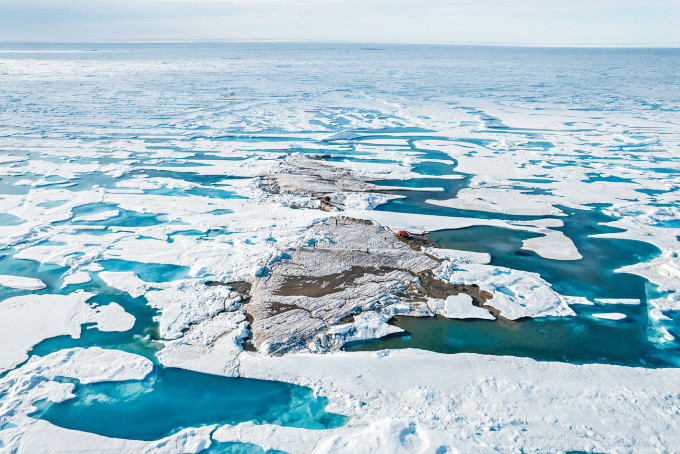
1 0 679 46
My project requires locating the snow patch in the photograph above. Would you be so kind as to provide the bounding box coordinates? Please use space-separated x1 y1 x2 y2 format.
324 312 404 349
594 298 640 305
427 294 495 320
0 291 135 372
434 262 577 320
0 275 46 290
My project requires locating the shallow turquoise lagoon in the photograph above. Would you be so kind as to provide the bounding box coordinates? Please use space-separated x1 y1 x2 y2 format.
98 259 192 282
427 207 662 301
30 366 346 441
0 249 69 298
202 441 286 454
349 310 680 368
0 213 23 226
351 206 679 367
66 203 163 228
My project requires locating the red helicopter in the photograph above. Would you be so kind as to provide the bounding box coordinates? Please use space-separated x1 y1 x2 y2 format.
395 230 426 240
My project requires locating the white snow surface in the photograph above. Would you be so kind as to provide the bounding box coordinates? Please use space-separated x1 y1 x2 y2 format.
592 313 627 321
427 294 495 320
99 271 149 298
0 291 136 372
594 298 641 305
0 275 46 290
13 422 215 454
426 187 563 216
60 270 92 287
93 302 136 332
326 312 404 349
433 261 577 320
204 349 680 453
421 247 490 265
0 348 213 454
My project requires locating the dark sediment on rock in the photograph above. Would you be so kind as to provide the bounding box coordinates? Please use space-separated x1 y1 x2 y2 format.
206 280 252 295
275 266 403 298
417 270 492 305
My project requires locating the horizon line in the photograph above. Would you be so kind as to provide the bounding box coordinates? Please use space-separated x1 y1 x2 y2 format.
1 39 679 49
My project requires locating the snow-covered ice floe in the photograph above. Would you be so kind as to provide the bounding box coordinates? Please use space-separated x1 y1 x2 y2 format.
0 275 46 290
433 261 577 320
202 349 680 453
0 348 214 454
594 298 640 305
426 187 564 217
592 312 627 321
0 291 135 373
426 294 495 320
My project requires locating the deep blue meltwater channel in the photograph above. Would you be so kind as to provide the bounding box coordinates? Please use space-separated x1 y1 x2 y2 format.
426 205 663 301
348 308 680 368
30 366 347 441
350 205 680 367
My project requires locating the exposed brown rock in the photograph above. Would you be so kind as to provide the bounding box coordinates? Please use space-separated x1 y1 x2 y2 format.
245 216 487 355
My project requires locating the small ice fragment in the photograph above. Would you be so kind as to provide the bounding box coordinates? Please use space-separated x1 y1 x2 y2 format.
428 294 495 320
592 313 627 321
93 302 136 332
595 299 640 305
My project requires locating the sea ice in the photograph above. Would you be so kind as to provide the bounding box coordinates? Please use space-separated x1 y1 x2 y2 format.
325 312 404 349
92 302 136 332
0 291 135 372
426 187 563 216
594 298 640 305
592 313 627 321
0 347 213 454
98 271 150 299
222 349 680 453
434 262 577 320
0 275 46 290
427 294 495 320
421 247 491 265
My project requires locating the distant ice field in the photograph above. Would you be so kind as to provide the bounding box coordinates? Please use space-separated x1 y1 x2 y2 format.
1 43 680 452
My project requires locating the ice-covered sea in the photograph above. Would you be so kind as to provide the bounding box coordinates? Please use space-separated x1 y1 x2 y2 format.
1 43 680 452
